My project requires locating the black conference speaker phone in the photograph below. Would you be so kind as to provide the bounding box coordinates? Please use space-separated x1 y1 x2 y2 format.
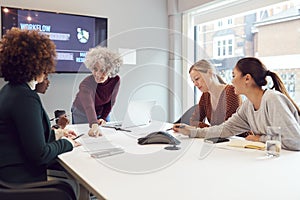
138 131 181 150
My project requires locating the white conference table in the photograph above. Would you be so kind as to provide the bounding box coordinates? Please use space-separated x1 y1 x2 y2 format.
58 121 300 200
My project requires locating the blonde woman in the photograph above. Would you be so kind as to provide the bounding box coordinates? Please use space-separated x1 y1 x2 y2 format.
188 60 244 134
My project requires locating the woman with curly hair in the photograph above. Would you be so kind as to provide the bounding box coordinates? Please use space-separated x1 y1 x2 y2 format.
71 46 123 137
0 28 78 183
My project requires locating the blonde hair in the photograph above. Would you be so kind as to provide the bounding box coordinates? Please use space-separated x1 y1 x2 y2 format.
84 46 123 77
189 59 226 84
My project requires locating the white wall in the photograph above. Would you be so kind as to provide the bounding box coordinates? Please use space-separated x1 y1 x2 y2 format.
178 0 212 13
0 0 170 122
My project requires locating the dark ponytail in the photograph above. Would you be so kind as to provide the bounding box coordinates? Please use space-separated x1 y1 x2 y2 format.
236 57 300 115
267 70 300 116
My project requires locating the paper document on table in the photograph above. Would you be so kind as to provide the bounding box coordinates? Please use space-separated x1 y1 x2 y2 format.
227 139 265 150
90 147 124 158
81 136 121 152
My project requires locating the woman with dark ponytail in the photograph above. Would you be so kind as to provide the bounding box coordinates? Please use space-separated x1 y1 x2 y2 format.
233 57 300 116
173 57 300 151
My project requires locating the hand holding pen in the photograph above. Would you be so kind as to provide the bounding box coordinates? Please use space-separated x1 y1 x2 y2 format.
166 124 186 131
172 123 195 137
69 133 84 147
73 133 84 140
62 130 83 140
61 132 82 147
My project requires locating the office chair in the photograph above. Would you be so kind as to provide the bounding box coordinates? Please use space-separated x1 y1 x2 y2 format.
174 104 198 124
174 104 250 138
0 179 76 200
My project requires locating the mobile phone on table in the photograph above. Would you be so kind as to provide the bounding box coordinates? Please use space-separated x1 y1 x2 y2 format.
204 137 229 144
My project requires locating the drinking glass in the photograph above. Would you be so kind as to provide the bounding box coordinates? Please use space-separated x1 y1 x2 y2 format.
265 126 281 157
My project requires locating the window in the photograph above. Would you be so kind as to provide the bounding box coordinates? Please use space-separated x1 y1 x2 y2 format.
215 18 234 30
183 0 300 107
214 36 234 58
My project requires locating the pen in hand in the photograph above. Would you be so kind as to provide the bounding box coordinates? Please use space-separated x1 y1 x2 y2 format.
73 133 84 140
166 125 185 131
173 125 186 129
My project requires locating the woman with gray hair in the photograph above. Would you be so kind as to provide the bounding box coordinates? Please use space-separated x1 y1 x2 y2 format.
71 46 122 136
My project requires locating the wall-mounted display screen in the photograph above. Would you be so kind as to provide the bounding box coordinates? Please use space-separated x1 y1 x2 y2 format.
1 6 108 73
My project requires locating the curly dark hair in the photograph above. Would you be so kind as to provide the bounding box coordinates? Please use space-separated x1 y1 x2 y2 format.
0 27 56 84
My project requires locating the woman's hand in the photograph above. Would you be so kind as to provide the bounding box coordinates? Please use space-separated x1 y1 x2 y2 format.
61 136 81 147
88 123 102 137
55 128 76 140
73 140 82 147
57 115 70 129
97 119 106 126
245 134 260 142
64 129 77 139
172 123 195 137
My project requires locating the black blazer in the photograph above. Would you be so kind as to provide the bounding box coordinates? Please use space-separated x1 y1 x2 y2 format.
0 83 73 183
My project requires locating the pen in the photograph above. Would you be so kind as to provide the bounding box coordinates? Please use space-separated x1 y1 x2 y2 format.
166 125 185 131
175 125 185 128
102 125 132 132
73 133 84 140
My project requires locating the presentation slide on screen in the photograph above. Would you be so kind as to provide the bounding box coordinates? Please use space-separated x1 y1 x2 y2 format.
2 7 107 72
17 10 96 72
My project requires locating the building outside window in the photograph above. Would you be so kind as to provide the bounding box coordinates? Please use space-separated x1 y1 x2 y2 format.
213 36 234 58
185 0 300 106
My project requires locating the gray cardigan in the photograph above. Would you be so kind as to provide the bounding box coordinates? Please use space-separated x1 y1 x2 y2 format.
195 90 300 151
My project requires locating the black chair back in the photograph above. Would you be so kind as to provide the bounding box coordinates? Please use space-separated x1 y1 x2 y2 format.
174 104 198 124
0 179 76 200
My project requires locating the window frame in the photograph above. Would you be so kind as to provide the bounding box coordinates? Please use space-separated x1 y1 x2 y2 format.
181 0 300 109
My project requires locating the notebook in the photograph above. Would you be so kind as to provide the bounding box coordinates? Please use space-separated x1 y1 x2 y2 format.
227 139 265 150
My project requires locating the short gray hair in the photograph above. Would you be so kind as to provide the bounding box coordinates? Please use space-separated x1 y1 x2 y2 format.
84 46 123 77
